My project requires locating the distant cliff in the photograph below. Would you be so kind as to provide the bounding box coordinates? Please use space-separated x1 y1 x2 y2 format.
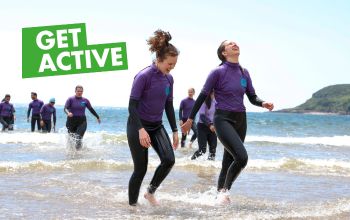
279 84 350 114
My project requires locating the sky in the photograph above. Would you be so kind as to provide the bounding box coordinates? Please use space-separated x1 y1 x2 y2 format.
0 0 349 112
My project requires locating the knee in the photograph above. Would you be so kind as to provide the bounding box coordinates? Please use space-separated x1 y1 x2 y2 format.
133 166 147 179
237 154 248 169
162 156 175 168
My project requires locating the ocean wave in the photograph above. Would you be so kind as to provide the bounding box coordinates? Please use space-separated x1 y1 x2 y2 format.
246 135 350 147
1 132 350 148
1 157 350 177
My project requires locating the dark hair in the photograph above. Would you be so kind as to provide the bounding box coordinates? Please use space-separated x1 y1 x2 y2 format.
31 92 37 96
5 94 10 98
147 29 179 62
217 40 227 65
75 85 83 91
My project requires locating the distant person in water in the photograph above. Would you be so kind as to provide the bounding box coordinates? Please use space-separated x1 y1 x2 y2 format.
127 29 179 206
27 92 44 132
0 94 16 131
179 88 198 148
191 91 217 160
182 40 274 205
64 85 101 150
40 98 56 133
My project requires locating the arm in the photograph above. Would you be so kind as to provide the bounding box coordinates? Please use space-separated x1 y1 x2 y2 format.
27 104 31 119
87 107 99 119
128 98 143 130
165 100 178 132
53 109 56 126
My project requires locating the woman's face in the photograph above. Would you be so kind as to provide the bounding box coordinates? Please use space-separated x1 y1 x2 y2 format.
75 88 83 97
222 41 240 58
157 56 178 74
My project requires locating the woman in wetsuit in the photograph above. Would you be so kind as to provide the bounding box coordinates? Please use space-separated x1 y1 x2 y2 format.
127 30 179 206
64 85 101 150
182 40 274 204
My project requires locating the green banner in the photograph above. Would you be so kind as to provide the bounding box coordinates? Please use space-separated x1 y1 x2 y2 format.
22 23 128 78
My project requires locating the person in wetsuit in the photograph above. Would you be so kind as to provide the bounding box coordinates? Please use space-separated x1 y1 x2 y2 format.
127 30 179 206
0 94 16 131
64 85 101 150
27 92 44 132
191 91 217 160
182 40 274 205
40 98 56 133
179 88 198 148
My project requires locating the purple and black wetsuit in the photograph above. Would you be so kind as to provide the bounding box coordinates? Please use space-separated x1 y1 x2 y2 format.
127 63 178 205
0 101 15 131
179 97 197 147
64 96 99 149
40 103 56 133
189 61 264 191
191 97 217 160
28 99 44 132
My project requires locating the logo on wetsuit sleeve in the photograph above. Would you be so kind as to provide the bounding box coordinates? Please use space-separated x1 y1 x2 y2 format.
165 86 170 96
80 101 86 107
240 78 247 88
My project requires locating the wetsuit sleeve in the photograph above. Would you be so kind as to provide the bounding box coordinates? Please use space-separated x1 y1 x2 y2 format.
64 98 71 115
39 106 44 120
189 92 207 120
244 68 264 107
87 107 100 119
128 98 143 130
27 103 32 118
179 101 183 120
12 105 15 115
165 100 178 132
202 69 219 96
53 108 56 125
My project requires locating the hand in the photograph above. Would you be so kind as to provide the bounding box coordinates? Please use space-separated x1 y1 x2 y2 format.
97 118 101 124
139 128 151 148
172 132 179 150
181 119 193 134
209 124 216 133
68 112 73 117
262 102 274 111
40 120 45 128
13 115 16 121
179 120 183 126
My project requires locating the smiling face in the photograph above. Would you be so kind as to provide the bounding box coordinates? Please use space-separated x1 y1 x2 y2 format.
75 87 83 98
156 56 178 74
188 88 195 98
222 41 240 58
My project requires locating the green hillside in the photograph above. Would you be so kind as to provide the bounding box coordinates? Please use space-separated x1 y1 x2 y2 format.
279 84 350 114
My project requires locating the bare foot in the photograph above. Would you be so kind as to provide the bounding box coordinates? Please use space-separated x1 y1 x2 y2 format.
216 190 231 205
144 192 160 206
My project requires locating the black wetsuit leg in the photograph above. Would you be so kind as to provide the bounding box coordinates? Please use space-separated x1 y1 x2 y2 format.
66 116 87 149
207 127 217 158
190 122 198 142
147 125 175 194
0 117 8 131
31 114 41 132
214 110 248 191
127 117 148 205
127 117 175 205
43 120 52 133
192 123 207 159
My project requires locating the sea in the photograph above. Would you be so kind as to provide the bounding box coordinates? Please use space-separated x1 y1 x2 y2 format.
0 106 349 219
